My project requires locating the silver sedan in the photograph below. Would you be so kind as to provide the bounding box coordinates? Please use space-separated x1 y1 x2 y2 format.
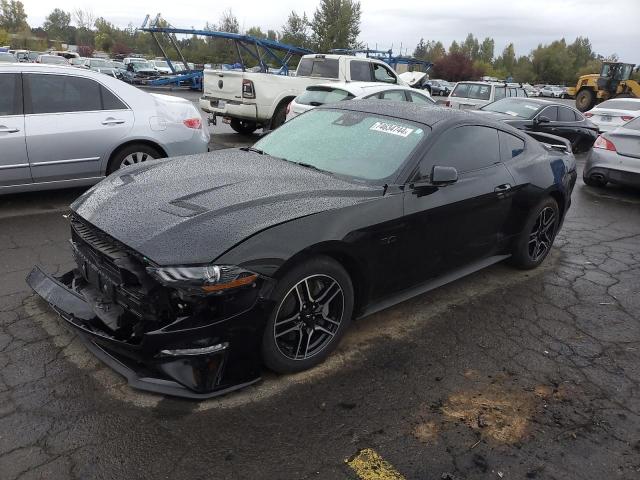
584 116 640 188
0 64 209 194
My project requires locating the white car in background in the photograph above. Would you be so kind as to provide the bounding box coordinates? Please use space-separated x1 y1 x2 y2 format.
539 85 564 98
286 82 435 121
584 98 640 132
446 81 527 110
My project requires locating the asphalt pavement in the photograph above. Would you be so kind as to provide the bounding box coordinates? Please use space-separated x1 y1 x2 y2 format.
1 91 639 480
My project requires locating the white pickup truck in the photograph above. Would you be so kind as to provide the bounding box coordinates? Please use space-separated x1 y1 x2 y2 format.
199 54 406 134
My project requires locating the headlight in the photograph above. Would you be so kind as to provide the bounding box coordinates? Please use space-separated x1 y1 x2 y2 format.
146 264 258 293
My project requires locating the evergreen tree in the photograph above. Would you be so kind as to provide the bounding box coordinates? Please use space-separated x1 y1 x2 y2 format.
311 0 361 52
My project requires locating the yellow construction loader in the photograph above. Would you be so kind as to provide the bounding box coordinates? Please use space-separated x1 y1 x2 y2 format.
567 62 640 112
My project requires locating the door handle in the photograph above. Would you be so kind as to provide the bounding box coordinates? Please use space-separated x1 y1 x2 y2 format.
0 126 20 133
102 118 125 125
494 184 512 193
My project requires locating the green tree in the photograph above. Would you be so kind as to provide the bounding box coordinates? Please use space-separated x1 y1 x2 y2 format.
43 8 71 42
495 43 516 75
460 33 479 60
448 40 460 55
478 37 494 63
281 11 310 48
568 36 594 71
218 9 239 33
311 0 361 52
0 0 28 32
0 26 8 44
531 39 575 84
246 26 266 38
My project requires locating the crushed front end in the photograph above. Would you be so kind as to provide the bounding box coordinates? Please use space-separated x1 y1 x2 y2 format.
27 215 272 399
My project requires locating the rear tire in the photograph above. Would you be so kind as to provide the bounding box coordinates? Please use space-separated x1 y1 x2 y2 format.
230 118 258 135
269 102 288 131
262 256 354 374
576 89 596 112
107 144 162 174
510 198 560 270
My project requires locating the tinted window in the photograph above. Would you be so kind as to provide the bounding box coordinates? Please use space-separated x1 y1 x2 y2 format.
296 58 340 79
494 86 506 100
27 74 102 114
409 91 435 104
379 90 407 101
296 87 354 106
350 61 371 81
373 63 396 84
101 86 127 110
540 106 558 121
516 88 526 97
424 125 499 174
480 98 542 119
498 131 525 161
451 83 491 100
558 107 577 122
0 74 21 116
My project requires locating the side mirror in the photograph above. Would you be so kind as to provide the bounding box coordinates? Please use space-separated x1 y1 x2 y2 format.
430 165 458 185
536 115 551 124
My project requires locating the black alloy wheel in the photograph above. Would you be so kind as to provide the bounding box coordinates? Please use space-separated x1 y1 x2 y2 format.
262 257 353 373
510 198 559 269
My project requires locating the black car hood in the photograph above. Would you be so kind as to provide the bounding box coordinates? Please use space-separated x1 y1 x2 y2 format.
72 150 381 265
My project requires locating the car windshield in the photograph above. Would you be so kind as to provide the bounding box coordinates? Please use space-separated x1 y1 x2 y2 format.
132 63 151 71
154 60 169 68
451 83 491 100
598 100 640 111
480 98 543 119
297 87 354 106
0 53 16 62
253 109 427 183
91 59 107 67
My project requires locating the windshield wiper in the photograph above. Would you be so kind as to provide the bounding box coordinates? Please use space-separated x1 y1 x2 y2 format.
241 147 265 154
294 161 325 172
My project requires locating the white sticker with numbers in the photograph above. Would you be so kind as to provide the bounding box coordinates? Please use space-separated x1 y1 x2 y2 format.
369 122 414 137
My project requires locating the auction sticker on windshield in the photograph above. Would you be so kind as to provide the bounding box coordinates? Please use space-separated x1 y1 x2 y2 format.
370 122 414 137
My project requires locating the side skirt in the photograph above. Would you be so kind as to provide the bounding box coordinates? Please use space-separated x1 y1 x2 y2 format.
358 254 511 319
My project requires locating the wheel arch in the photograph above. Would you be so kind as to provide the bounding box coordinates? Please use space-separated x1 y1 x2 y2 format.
105 139 168 174
548 188 566 222
274 241 371 317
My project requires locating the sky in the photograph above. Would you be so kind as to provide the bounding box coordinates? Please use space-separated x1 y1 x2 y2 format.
21 0 640 63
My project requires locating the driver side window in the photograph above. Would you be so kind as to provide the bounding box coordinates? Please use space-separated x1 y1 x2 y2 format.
414 125 500 180
373 63 397 84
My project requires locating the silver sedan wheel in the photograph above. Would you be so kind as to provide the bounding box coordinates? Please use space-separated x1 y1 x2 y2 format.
121 152 155 167
273 274 345 361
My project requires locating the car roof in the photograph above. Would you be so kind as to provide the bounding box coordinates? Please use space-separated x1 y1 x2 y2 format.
308 81 420 96
317 99 493 127
0 63 110 80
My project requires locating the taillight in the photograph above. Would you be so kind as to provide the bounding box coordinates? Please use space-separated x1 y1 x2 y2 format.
593 135 616 151
584 112 593 117
242 79 255 99
183 118 202 129
621 115 633 122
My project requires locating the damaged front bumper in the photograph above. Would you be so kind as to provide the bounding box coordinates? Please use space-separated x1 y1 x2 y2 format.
26 266 266 399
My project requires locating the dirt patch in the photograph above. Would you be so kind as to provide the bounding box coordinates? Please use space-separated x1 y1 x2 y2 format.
412 420 439 444
441 386 535 444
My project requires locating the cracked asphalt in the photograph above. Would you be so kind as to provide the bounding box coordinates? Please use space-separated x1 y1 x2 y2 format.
2 112 640 479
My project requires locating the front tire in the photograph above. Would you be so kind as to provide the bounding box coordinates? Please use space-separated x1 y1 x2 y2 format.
576 89 596 112
510 198 560 270
262 256 354 373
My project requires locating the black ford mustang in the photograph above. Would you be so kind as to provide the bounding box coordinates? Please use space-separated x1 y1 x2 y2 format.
475 97 599 153
28 101 577 399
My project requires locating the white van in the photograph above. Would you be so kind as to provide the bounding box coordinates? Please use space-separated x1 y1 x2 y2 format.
446 81 528 109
